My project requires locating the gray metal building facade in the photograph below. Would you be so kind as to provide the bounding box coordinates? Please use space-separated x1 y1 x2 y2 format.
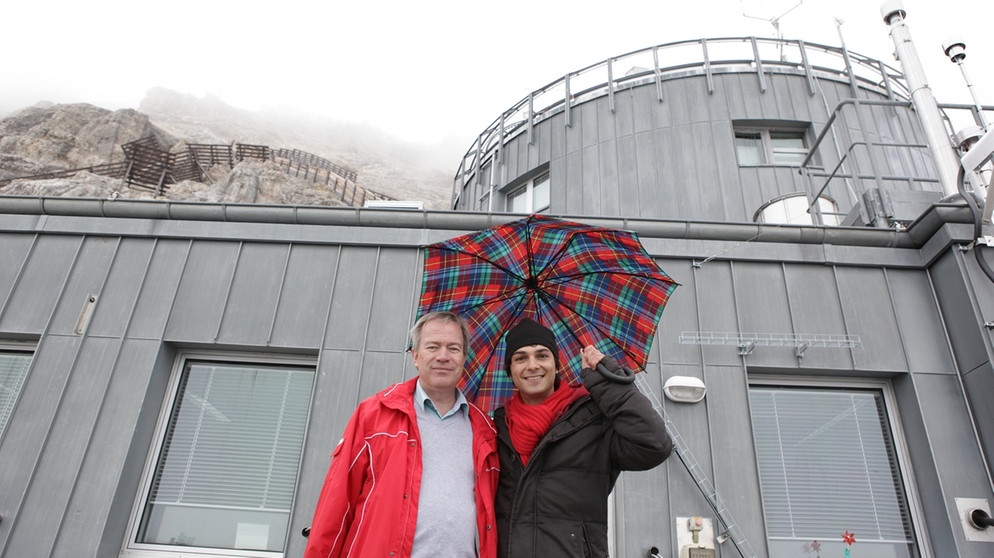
2 21 994 558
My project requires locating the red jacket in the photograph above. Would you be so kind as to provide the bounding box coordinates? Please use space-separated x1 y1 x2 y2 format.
304 377 499 558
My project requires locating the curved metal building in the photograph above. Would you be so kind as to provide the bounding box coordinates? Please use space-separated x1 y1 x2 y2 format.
452 36 950 225
0 4 993 558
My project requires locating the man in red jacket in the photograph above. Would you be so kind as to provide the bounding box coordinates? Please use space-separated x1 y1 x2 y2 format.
304 311 499 558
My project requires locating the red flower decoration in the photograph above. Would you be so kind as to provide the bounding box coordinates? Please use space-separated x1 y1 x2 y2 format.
842 531 856 545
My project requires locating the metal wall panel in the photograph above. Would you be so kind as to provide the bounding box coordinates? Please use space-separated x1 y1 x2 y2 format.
654 258 699 367
365 247 421 353
597 137 620 215
784 264 855 370
164 240 240 343
48 237 119 337
889 372 954 556
614 468 672 553
0 235 81 334
216 242 291 345
0 234 36 319
633 130 660 217
889 268 959 373
294 347 364 558
0 334 80 555
836 266 910 371
269 244 340 349
911 370 994 549
733 262 799 369
932 250 991 374
125 239 190 340
70 339 168 557
87 238 156 338
617 134 640 218
691 262 742 366
324 246 380 351
359 349 411 401
708 362 769 557
692 122 727 219
4 336 120 557
651 126 682 218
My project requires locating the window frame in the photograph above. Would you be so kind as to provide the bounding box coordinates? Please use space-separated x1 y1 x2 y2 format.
748 375 932 558
122 351 317 558
504 171 550 214
0 342 34 444
753 193 842 226
734 126 810 167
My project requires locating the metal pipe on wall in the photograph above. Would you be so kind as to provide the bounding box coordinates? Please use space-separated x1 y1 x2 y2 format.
881 0 966 199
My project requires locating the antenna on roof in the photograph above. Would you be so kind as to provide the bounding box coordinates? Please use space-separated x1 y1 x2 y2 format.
741 0 804 60
943 37 989 131
739 0 804 62
834 17 847 48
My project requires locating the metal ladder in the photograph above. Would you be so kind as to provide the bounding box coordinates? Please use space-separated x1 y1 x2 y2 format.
635 373 758 558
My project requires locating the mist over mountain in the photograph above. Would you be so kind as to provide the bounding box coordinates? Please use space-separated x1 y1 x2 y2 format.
0 88 469 209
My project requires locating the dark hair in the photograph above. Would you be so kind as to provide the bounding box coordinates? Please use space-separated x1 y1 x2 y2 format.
410 311 470 352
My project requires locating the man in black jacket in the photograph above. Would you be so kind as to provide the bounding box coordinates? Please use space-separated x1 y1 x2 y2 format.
493 318 673 558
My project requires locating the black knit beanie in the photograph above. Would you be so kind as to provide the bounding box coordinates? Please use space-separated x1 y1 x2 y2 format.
503 318 560 374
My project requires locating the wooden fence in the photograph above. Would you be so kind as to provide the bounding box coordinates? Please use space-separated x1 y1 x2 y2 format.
0 162 129 186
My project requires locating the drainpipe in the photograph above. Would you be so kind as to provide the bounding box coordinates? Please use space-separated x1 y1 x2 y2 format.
881 0 964 198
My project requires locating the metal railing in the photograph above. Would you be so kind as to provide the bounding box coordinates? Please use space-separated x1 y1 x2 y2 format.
452 36 911 207
799 99 994 225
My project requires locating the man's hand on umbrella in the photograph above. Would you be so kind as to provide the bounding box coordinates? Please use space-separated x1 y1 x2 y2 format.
581 345 605 370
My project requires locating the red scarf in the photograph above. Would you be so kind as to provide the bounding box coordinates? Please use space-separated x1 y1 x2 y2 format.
505 381 588 465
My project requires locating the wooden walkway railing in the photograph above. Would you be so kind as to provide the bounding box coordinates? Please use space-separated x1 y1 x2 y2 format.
0 137 393 207
0 162 130 185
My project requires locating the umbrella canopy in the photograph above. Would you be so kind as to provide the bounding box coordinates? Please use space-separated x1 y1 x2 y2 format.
416 214 678 412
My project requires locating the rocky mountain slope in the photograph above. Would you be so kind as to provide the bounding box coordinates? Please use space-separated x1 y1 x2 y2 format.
0 88 465 209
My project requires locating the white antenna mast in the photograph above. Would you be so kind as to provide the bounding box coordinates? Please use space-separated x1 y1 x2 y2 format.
741 0 804 60
943 38 989 131
834 17 847 48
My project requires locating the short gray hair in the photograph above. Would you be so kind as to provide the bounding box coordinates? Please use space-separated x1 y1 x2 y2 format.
410 311 470 352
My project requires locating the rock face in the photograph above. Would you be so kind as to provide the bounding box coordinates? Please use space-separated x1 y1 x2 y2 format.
0 90 458 208
0 103 171 178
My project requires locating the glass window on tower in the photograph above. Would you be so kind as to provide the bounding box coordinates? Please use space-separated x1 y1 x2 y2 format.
505 172 550 213
734 125 809 166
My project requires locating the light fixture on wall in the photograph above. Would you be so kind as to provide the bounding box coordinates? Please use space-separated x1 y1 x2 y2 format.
663 376 707 403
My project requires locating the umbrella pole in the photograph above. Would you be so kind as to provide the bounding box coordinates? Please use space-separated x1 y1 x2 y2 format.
633 374 758 558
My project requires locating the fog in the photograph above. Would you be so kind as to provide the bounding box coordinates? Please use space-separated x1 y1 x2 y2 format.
3 0 991 146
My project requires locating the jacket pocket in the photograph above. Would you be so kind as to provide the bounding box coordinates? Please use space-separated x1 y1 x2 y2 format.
569 524 592 558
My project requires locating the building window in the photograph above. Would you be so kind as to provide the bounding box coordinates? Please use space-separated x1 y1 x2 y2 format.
754 193 842 226
0 346 33 440
749 384 920 557
506 172 550 213
735 127 809 166
128 357 315 557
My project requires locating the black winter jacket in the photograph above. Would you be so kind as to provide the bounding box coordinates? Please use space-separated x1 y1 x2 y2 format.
493 357 673 558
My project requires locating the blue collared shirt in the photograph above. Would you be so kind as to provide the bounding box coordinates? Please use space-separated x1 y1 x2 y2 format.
414 379 469 420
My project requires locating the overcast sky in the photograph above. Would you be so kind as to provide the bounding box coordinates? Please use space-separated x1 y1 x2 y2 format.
3 0 990 146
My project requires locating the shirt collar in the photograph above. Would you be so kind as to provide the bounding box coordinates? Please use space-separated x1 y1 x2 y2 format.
415 379 468 419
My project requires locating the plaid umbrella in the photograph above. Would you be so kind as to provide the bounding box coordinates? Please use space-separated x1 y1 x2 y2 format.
416 214 678 412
